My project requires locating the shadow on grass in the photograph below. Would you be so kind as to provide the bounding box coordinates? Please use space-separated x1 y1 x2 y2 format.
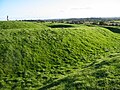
48 24 74 28
103 26 120 34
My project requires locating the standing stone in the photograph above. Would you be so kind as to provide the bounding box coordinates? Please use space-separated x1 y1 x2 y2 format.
7 16 9 21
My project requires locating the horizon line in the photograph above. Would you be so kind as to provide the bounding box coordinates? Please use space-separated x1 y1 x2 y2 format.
1 16 120 21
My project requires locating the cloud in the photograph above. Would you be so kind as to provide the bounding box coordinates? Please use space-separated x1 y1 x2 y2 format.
71 7 92 10
59 10 65 13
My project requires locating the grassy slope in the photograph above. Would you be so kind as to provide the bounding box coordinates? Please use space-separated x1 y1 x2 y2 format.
41 53 120 90
0 21 45 29
0 21 120 89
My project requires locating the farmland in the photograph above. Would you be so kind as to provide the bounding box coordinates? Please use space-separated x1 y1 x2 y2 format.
0 21 120 89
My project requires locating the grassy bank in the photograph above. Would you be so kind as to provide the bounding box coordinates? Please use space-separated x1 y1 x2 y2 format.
0 21 120 89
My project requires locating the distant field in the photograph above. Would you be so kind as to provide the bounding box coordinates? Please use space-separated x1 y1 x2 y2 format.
113 20 120 22
0 21 120 89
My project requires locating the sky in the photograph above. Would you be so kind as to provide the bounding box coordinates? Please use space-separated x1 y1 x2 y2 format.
0 0 120 20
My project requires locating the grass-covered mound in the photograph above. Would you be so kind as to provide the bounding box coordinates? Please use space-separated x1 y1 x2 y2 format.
0 22 120 89
40 53 120 90
0 21 44 29
103 26 120 34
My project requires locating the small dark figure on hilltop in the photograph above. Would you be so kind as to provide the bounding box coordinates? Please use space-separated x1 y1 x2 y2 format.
7 15 9 21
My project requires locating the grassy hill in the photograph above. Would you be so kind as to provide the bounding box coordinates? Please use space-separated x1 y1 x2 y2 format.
0 21 120 89
39 53 120 90
0 21 46 29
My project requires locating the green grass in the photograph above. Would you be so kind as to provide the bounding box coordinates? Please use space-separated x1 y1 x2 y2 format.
0 21 120 89
103 26 120 34
42 53 120 90
113 20 120 22
0 21 46 29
